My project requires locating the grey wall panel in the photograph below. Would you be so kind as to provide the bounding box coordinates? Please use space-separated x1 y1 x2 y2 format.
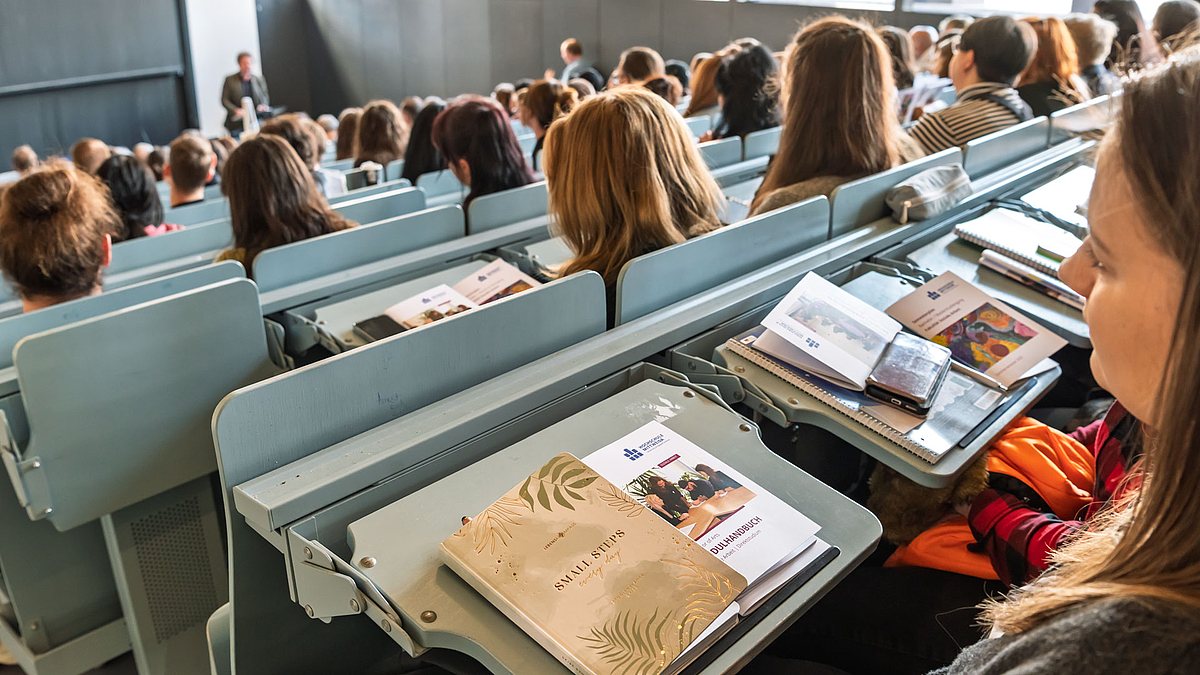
399 0 446 99
362 0 406 101
542 0 602 77
490 0 547 85
257 0 314 116
599 0 662 68
660 0 735 65
445 0 494 98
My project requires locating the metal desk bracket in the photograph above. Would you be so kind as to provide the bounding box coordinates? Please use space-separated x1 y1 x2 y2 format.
664 351 788 427
0 410 51 519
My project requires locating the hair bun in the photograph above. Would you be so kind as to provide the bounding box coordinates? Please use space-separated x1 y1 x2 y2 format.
8 167 75 220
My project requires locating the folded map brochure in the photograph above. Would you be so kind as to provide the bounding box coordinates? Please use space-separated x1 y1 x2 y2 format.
383 260 541 329
584 421 827 615
757 272 1066 391
441 452 746 675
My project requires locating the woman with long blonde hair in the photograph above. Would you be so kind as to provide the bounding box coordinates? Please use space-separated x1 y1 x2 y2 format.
545 87 723 326
1018 17 1091 117
751 17 920 216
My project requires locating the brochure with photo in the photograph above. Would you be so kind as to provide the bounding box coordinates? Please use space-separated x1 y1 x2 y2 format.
760 272 903 390
584 421 823 615
886 272 1067 388
383 285 478 330
452 259 542 305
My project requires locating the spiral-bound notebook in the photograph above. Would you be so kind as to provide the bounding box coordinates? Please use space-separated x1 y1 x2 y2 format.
953 209 1082 276
726 328 1005 463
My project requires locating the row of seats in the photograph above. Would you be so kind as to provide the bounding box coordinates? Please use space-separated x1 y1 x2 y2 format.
0 94 1111 675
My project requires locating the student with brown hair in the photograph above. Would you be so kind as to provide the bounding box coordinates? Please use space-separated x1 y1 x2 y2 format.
400 96 423 130
0 163 119 312
751 17 921 216
335 107 362 160
544 87 722 327
431 96 534 213
518 79 579 171
1094 0 1164 68
216 135 355 275
1154 0 1200 52
70 138 111 175
1018 17 1090 117
684 49 731 119
261 114 346 198
614 46 666 85
709 43 781 140
643 75 683 106
355 100 408 168
10 145 38 175
493 83 517 115
165 134 216 207
879 25 918 89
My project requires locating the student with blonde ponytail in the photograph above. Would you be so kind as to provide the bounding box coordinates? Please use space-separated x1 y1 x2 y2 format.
518 79 579 171
754 50 1200 675
751 16 921 216
544 87 722 327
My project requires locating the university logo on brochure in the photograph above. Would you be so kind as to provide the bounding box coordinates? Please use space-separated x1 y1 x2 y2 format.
622 448 643 461
926 290 941 301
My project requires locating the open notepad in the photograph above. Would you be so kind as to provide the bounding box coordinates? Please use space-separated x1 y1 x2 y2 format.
953 208 1083 276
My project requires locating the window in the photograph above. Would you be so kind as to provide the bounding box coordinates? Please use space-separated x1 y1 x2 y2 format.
907 0 1074 15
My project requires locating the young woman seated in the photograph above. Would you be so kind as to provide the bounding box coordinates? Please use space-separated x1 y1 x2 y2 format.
704 43 781 141
0 163 119 312
354 100 407 168
400 96 447 185
431 96 535 214
1017 17 1091 117
216 135 356 275
544 87 723 327
751 17 921 216
518 79 578 171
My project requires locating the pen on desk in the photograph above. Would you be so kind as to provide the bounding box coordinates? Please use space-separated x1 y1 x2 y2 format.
950 360 1009 393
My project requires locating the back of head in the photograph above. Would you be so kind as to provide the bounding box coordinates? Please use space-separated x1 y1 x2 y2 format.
545 87 722 285
524 79 580 130
935 30 962 78
95 155 163 241
514 77 536 91
664 59 691 93
71 138 112 175
714 43 781 138
146 148 167 181
578 68 606 93
568 78 597 99
562 38 583 58
336 108 362 160
909 25 939 56
401 96 447 184
221 135 352 274
261 113 322 169
357 100 407 165
878 25 917 89
1154 1 1200 50
316 113 339 136
618 46 666 83
1020 17 1081 87
1065 13 1121 67
1094 0 1164 66
167 134 214 193
939 14 975 36
644 76 683 106
0 162 120 302
753 16 907 212
401 96 423 126
431 95 533 206
959 15 1037 86
494 83 516 112
685 50 730 116
11 145 38 174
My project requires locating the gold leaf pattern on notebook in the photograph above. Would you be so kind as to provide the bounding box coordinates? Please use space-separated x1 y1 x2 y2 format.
597 483 645 518
518 455 597 513
578 607 678 675
454 495 527 554
666 556 739 643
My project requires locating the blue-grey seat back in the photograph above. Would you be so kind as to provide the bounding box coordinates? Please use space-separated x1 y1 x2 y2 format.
333 187 427 226
743 127 782 160
466 181 548 234
963 117 1051 180
165 199 230 227
699 137 742 169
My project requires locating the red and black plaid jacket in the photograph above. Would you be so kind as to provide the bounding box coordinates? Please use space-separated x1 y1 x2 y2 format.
966 402 1142 587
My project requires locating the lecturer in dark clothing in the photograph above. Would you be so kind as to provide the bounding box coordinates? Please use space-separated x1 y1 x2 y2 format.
222 52 270 132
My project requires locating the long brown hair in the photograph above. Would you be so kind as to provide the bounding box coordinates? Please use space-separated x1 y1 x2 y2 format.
751 16 915 213
335 108 361 160
0 162 119 301
985 50 1200 633
547 87 722 286
355 100 407 167
222 135 354 275
522 79 579 132
431 96 534 212
1020 17 1087 97
684 48 735 117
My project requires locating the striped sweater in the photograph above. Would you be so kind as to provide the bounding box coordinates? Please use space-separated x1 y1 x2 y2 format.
908 82 1030 155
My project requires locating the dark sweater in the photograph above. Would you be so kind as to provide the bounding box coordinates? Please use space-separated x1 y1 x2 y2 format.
931 597 1200 674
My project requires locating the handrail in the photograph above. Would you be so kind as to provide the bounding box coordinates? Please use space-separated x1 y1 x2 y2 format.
0 66 184 98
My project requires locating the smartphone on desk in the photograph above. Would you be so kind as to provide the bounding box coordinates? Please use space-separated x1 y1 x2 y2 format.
865 332 952 416
353 315 407 343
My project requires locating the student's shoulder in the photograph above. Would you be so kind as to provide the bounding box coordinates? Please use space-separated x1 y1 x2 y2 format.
752 176 851 216
215 248 246 264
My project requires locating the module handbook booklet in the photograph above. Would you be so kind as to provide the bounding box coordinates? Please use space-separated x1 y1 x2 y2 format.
585 421 827 614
